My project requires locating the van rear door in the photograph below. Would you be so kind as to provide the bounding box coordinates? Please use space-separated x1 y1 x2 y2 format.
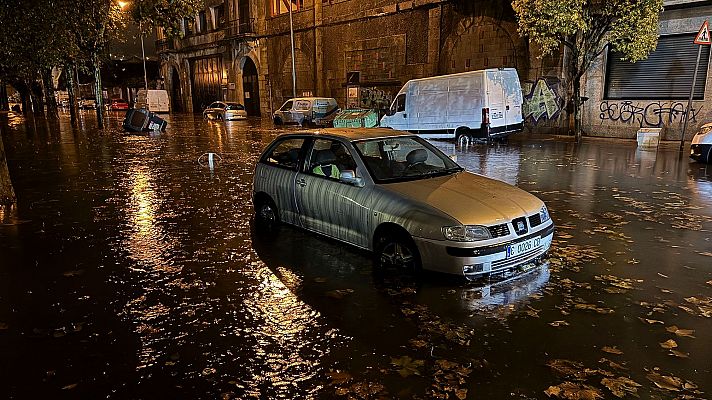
502 69 523 130
485 70 506 135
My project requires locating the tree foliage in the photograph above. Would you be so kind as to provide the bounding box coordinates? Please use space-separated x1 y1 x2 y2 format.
126 0 204 38
512 0 664 136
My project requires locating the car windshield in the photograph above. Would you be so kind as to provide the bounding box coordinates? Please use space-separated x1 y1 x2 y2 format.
226 103 244 110
353 136 463 182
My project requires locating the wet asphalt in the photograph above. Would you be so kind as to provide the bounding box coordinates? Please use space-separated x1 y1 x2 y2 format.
1 111 711 399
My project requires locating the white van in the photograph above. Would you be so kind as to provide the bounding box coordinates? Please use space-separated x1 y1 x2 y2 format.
273 97 340 126
135 89 170 113
380 68 524 143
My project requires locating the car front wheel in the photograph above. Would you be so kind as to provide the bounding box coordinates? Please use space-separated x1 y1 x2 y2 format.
375 232 421 273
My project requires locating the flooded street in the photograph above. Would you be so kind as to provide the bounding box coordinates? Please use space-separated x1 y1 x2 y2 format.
1 112 711 399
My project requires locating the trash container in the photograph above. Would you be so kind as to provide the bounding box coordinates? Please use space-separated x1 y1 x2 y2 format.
333 109 379 128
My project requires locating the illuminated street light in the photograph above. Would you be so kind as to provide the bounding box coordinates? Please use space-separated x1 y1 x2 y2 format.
118 0 148 91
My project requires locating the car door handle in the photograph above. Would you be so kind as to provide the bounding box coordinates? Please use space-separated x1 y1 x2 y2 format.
296 178 307 187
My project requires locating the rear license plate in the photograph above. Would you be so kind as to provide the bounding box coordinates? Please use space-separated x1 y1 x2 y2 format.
506 236 542 259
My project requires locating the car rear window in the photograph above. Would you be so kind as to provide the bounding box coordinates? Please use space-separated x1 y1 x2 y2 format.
226 104 244 110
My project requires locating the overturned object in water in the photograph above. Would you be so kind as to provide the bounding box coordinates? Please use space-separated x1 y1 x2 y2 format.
690 122 712 163
123 108 168 133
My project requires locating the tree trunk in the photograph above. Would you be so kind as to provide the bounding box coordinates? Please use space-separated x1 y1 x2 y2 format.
19 83 30 113
30 79 44 113
93 53 104 128
42 68 58 117
65 63 78 126
0 127 16 205
0 81 9 111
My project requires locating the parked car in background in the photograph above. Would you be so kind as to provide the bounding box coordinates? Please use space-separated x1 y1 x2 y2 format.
691 122 712 163
203 101 248 121
273 97 340 127
380 68 524 144
108 99 129 111
135 89 170 113
252 128 554 280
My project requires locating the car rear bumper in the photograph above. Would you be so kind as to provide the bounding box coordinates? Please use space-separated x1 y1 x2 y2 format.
413 223 554 278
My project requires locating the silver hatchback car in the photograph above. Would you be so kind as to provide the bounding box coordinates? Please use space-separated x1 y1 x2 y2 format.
252 128 554 279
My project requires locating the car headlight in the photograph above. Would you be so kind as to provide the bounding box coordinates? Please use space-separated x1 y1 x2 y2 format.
540 205 551 223
442 225 491 241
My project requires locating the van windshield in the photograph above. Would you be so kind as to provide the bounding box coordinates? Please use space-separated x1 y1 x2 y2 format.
353 136 462 183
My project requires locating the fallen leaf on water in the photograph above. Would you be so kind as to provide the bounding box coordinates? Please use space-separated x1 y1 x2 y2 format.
549 320 569 327
202 367 216 376
706 280 712 286
601 376 641 398
313 277 327 283
602 346 623 355
598 358 627 371
325 289 354 299
659 339 677 349
455 388 468 399
638 317 664 325
62 383 78 390
646 370 683 391
697 251 712 257
391 356 423 378
327 371 352 384
669 350 689 358
665 326 695 338
409 339 427 349
544 382 603 399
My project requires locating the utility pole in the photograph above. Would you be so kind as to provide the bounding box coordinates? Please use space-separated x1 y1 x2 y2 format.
288 0 296 98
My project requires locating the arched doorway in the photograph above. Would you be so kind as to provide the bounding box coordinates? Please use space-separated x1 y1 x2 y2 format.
171 67 183 112
242 58 261 117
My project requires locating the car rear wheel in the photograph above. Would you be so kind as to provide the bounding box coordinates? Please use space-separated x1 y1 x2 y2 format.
375 232 421 273
255 198 280 232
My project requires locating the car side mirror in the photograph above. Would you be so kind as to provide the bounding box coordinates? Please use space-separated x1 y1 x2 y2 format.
340 170 364 187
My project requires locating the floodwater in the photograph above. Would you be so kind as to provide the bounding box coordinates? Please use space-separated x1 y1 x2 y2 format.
1 112 711 399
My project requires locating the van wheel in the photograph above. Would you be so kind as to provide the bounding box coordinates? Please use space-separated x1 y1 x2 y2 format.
273 116 283 125
456 128 472 147
374 231 422 273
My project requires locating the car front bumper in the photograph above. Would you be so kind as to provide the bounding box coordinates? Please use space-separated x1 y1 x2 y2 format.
413 223 554 278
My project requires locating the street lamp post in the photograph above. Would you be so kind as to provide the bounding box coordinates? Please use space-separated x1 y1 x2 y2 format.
140 21 148 91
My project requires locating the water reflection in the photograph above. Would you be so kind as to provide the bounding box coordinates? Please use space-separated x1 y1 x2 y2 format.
460 265 550 309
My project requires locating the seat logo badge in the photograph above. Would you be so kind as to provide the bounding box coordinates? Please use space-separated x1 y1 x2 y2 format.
517 221 525 232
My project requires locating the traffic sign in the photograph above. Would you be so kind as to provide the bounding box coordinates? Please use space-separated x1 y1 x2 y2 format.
694 20 711 45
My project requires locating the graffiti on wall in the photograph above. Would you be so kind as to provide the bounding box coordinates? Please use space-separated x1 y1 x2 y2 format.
522 78 562 124
599 101 703 128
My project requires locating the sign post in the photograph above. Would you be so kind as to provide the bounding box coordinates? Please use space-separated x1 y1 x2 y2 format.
681 20 711 151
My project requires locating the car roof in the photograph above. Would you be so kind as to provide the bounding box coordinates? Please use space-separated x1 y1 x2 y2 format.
277 128 413 141
225 102 243 105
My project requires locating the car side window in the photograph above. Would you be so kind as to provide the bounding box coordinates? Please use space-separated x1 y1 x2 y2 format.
307 139 357 181
262 138 306 170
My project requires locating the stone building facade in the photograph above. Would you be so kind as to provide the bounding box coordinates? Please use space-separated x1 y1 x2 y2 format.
157 0 570 131
580 1 712 140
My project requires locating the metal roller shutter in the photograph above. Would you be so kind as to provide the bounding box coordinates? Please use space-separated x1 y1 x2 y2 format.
605 33 710 100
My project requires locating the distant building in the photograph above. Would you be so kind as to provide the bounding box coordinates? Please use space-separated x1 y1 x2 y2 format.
157 0 710 139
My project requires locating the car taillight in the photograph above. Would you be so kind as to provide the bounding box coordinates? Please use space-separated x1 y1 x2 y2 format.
482 108 490 125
